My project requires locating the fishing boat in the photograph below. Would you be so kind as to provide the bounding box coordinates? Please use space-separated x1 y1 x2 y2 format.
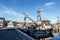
22 9 53 39
31 23 53 39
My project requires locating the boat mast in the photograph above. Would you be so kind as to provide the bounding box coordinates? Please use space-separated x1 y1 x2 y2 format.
23 16 27 28
37 8 42 24
24 16 26 26
57 17 59 26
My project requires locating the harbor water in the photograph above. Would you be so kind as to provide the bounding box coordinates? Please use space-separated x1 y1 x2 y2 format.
52 33 60 40
41 33 60 40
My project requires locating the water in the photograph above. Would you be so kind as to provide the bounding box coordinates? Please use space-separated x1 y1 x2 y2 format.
39 34 60 40
52 34 60 40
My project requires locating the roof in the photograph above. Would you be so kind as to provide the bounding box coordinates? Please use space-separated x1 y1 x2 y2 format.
42 20 50 22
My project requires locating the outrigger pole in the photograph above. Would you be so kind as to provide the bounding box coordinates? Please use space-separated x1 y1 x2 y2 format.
23 12 38 27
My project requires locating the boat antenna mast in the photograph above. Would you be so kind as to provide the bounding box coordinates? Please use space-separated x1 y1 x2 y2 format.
37 8 42 24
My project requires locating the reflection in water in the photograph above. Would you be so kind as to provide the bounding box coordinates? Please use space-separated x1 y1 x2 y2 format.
36 34 60 40
52 34 60 40
41 34 60 40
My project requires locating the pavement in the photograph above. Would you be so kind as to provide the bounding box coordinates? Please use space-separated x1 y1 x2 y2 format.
0 28 35 40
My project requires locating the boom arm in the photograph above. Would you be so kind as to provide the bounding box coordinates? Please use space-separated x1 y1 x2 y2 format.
23 13 38 26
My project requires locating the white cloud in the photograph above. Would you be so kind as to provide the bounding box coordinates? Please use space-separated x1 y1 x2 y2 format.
0 6 22 16
0 5 24 22
45 2 56 7
35 2 56 11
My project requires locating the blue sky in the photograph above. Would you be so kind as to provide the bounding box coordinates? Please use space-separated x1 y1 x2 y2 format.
0 0 60 23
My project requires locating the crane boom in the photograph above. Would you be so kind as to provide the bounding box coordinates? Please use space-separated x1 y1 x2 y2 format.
23 13 38 26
